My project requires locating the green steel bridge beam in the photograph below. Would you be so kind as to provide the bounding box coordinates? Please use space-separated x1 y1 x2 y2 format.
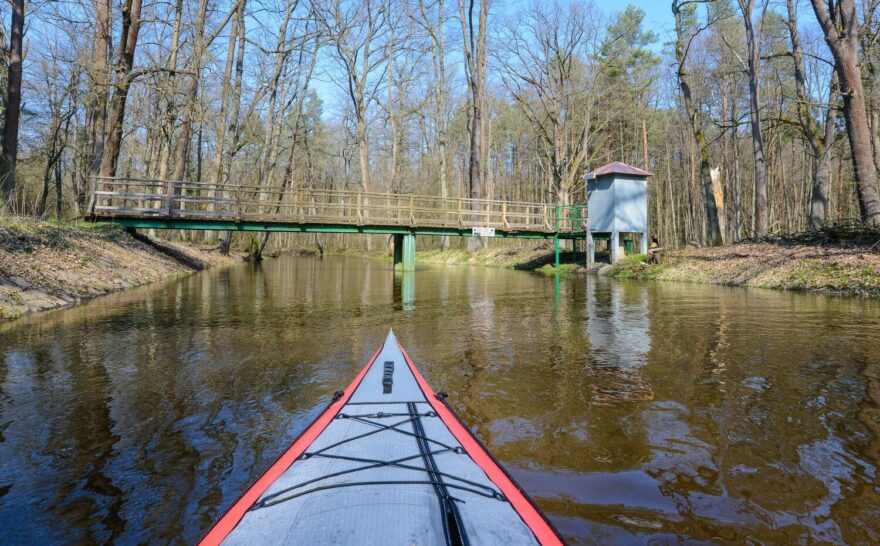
89 215 589 272
88 217 587 240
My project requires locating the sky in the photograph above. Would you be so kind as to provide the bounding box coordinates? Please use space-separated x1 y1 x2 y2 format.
612 0 676 32
312 1 678 121
595 0 677 51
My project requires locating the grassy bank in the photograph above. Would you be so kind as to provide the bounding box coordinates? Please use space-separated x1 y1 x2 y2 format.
610 239 880 298
328 242 576 270
0 217 240 321
324 233 880 298
416 245 564 269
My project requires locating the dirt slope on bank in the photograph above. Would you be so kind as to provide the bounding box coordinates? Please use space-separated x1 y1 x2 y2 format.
614 241 880 298
0 217 238 320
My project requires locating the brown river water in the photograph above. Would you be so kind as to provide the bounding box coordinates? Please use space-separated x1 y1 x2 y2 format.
0 255 879 544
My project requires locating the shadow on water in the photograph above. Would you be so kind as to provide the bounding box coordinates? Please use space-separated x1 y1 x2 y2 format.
0 255 879 544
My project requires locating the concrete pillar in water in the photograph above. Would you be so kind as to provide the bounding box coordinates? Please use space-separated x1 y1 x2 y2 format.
393 233 416 271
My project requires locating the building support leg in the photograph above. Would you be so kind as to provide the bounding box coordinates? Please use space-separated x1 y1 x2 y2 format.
611 230 621 263
587 230 594 268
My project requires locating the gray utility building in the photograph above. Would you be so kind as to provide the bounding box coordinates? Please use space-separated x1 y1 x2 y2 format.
586 161 651 264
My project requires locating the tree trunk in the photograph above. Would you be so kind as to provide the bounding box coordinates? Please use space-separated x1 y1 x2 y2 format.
219 3 247 254
787 0 838 230
212 2 240 185
171 0 209 183
673 1 722 245
53 157 62 220
98 0 144 179
0 0 25 207
811 148 833 229
157 0 184 181
809 0 880 226
739 0 770 236
88 0 111 179
460 0 489 251
432 0 450 251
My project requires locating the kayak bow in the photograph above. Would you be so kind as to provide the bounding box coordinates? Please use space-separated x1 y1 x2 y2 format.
201 330 563 545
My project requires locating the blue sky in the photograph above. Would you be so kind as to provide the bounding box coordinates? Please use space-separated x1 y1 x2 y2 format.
601 0 676 47
613 0 675 30
313 1 676 121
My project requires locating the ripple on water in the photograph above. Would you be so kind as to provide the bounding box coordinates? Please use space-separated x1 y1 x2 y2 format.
0 257 878 544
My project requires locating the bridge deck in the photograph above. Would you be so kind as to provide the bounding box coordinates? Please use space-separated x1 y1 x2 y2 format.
89 177 587 239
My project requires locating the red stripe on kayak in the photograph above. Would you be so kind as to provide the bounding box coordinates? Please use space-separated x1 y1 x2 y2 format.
199 344 383 546
398 343 564 546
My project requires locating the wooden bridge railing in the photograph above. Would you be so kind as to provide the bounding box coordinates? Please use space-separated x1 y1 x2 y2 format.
90 177 586 234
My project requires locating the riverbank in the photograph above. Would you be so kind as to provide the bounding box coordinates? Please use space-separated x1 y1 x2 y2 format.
611 239 880 298
0 217 240 321
329 243 581 271
413 232 880 297
298 233 880 298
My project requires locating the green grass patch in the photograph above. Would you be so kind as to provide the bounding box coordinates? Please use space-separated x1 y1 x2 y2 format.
534 263 581 276
611 254 667 280
784 260 880 296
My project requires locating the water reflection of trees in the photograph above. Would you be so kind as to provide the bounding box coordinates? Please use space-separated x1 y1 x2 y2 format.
1 258 879 543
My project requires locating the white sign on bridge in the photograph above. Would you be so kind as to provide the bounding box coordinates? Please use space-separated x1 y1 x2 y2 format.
472 227 496 237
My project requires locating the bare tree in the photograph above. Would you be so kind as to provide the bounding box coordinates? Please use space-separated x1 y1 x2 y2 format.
496 1 599 207
809 0 880 225
734 0 770 236
37 56 77 218
154 0 184 181
413 0 451 249
459 0 489 202
0 0 24 207
315 0 388 194
672 0 722 245
785 0 838 230
98 0 144 179
87 0 111 179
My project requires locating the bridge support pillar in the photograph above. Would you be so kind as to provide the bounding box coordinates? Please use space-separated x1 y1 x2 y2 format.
393 233 416 271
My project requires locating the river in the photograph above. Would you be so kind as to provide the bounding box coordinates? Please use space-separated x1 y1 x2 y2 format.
1 255 878 544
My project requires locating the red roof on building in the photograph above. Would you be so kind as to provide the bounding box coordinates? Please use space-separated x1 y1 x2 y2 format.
586 161 652 178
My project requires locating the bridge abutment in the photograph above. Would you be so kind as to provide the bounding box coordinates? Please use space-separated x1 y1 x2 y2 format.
393 233 416 271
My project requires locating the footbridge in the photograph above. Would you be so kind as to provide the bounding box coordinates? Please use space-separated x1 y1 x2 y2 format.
88 176 587 270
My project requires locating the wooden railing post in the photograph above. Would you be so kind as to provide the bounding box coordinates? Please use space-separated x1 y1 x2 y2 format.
235 185 242 222
166 181 175 217
458 199 463 226
409 195 414 225
86 176 98 214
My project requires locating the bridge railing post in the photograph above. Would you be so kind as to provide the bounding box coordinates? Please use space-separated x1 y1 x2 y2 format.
165 181 175 217
86 176 99 215
235 185 242 222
